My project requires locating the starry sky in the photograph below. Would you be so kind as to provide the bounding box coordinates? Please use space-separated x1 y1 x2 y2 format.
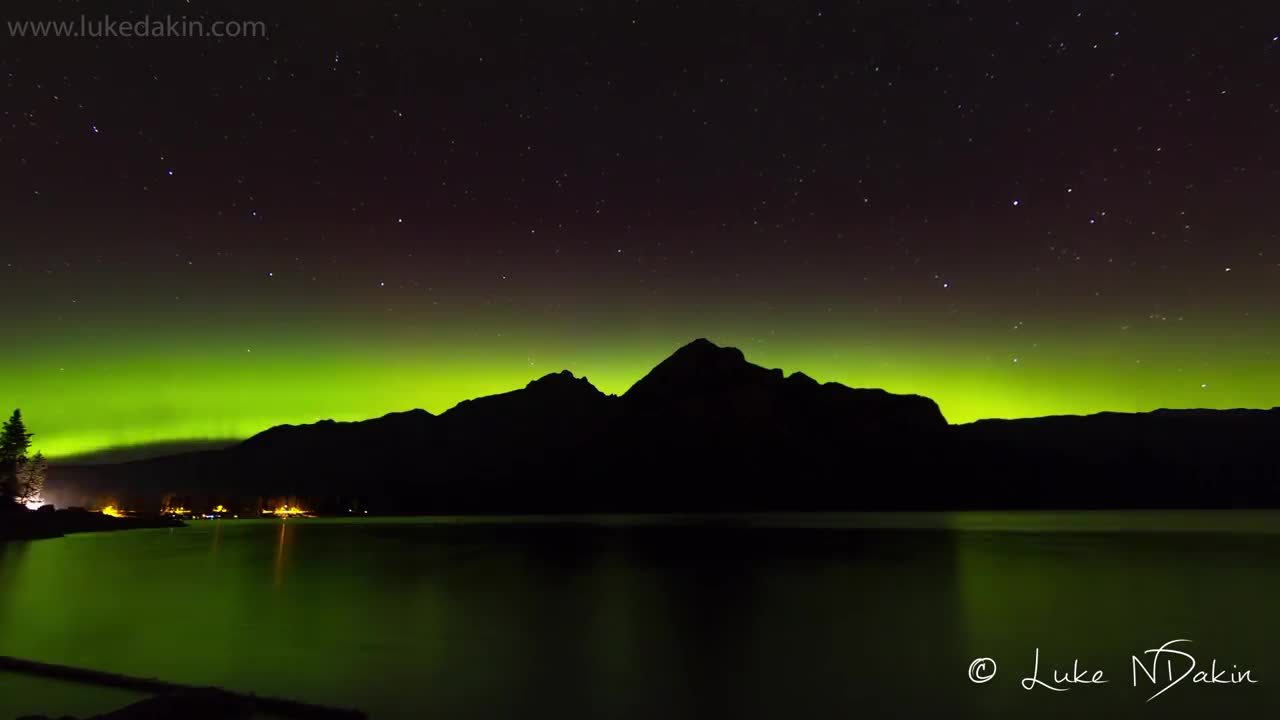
3 1 1279 459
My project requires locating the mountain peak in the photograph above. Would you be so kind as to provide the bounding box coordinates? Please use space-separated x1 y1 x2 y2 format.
666 338 746 366
623 338 780 404
786 371 818 386
524 370 599 395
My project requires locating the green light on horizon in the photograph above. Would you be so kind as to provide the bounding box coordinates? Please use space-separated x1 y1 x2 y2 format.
8 325 1279 460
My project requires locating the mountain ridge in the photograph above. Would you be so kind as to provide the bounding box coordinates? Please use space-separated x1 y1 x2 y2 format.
45 339 1280 513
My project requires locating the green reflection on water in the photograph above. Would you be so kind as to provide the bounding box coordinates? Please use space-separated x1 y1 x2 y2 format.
2 514 1279 719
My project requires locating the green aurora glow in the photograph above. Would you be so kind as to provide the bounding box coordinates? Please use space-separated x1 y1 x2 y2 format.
6 1 1280 463
10 308 1279 459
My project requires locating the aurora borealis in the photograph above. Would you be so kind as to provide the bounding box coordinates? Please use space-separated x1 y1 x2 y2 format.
14 297 1280 459
4 1 1279 460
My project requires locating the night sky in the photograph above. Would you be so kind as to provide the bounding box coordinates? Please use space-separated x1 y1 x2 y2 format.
4 1 1279 459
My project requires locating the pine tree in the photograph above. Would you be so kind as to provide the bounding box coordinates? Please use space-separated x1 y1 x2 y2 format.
0 409 33 461
0 409 33 506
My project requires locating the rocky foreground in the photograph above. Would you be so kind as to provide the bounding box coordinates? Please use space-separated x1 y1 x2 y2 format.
15 687 364 719
1 655 366 719
16 688 255 720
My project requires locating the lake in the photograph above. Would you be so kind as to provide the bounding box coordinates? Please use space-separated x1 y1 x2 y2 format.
2 512 1279 719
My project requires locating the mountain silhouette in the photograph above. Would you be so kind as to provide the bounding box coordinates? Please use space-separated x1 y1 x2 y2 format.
49 339 1280 513
624 338 944 433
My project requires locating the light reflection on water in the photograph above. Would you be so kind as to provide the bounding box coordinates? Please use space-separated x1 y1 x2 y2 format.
1 513 1278 719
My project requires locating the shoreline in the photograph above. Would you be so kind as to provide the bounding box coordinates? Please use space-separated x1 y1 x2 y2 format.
0 509 185 543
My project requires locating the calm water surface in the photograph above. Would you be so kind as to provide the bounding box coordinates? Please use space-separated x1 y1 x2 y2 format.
2 512 1279 719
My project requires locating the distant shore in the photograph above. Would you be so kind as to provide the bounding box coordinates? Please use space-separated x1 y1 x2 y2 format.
0 508 185 542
